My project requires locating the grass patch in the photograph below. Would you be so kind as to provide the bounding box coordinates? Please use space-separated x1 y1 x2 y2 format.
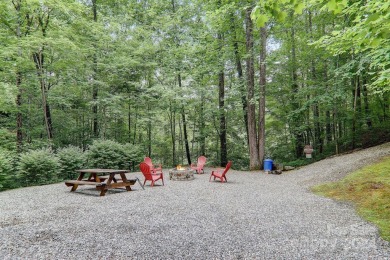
312 156 390 242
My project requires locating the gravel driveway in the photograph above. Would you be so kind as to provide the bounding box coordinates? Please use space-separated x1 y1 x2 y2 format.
1 143 390 259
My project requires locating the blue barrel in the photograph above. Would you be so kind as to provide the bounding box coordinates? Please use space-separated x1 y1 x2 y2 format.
264 159 273 171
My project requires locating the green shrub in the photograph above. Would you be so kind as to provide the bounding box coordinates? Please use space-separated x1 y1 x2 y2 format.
0 129 16 151
86 139 141 170
0 149 17 191
57 146 86 180
17 148 61 186
227 144 249 170
284 158 311 168
122 143 143 169
270 144 296 164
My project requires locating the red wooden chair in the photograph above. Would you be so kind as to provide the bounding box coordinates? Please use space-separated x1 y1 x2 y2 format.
209 161 232 183
191 156 207 174
144 157 163 174
139 162 164 187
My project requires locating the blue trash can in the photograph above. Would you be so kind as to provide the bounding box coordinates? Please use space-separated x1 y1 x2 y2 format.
264 159 273 171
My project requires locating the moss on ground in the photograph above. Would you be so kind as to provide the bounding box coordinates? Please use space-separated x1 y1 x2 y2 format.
312 156 390 242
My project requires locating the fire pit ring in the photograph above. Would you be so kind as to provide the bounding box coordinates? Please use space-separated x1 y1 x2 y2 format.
169 168 195 181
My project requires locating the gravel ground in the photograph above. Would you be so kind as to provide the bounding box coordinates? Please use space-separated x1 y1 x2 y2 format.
1 143 390 259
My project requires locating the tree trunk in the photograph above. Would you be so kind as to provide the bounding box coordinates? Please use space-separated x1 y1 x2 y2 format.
383 93 389 122
15 1 23 152
128 96 131 143
200 91 206 156
231 12 248 144
333 108 339 154
13 1 35 150
36 12 54 140
178 113 183 163
309 11 322 153
218 69 227 167
169 101 177 166
324 58 332 143
16 75 23 152
333 56 340 154
362 76 372 129
178 74 191 165
132 105 138 145
216 29 227 167
352 75 361 149
326 110 332 142
147 103 152 157
32 51 53 140
245 7 260 170
258 26 267 169
290 25 304 157
182 108 191 166
92 0 99 138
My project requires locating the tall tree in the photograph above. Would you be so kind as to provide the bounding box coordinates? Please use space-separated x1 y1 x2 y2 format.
1 0 389 172
13 0 30 151
218 48 227 167
32 5 54 140
178 73 192 165
289 15 305 157
172 0 192 165
91 0 99 138
258 25 267 169
308 10 322 153
230 10 248 144
246 5 260 170
315 0 390 92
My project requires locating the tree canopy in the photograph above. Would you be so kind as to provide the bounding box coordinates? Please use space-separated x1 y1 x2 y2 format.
0 0 389 172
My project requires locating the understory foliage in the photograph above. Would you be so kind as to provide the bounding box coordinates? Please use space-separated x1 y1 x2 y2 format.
86 140 142 170
17 149 61 186
57 146 86 180
0 149 16 191
0 140 140 190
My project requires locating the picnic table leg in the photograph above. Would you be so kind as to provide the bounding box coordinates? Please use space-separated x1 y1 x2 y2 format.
99 173 116 196
98 173 109 196
71 172 85 192
87 173 100 182
120 172 132 191
99 186 108 196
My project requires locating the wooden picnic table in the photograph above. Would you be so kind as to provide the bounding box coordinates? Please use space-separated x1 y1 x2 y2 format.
65 169 140 196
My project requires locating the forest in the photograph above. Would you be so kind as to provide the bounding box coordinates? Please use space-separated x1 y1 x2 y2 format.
0 0 389 189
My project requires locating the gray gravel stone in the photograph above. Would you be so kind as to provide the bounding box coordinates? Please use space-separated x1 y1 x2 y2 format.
1 142 390 259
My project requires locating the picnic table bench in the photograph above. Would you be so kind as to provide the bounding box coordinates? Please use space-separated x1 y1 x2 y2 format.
65 169 142 196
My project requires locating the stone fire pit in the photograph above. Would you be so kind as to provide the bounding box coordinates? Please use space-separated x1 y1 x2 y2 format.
169 167 195 181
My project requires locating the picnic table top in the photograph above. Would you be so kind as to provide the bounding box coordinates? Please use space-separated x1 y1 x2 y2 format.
75 169 130 174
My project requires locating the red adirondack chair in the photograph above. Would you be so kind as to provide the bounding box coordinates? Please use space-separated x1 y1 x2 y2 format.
209 161 232 183
144 157 163 174
191 156 207 174
139 162 164 187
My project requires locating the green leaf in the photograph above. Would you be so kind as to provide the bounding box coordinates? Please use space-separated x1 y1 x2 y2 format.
294 3 305 15
255 14 269 28
366 14 380 23
327 0 337 12
250 6 261 21
331 0 347 14
370 38 381 47
331 30 340 36
278 11 287 22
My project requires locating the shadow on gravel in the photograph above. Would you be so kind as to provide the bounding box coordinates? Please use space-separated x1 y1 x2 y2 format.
70 188 131 197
